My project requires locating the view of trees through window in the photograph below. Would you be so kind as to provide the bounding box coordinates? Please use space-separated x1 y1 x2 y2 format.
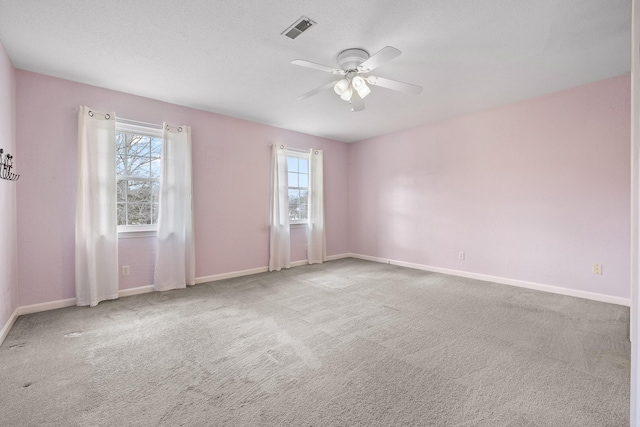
116 131 161 226
288 156 309 222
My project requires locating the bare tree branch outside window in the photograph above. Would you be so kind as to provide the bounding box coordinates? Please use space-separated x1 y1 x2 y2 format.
116 132 161 226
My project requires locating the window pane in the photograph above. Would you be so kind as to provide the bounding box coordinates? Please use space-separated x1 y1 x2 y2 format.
300 189 308 205
117 203 126 226
288 172 298 188
127 180 152 203
289 204 303 220
289 208 297 220
299 158 308 174
150 158 161 179
127 203 151 225
152 203 159 224
288 189 299 204
125 155 152 178
299 173 308 188
151 181 160 203
116 155 127 176
117 180 127 203
118 179 159 226
115 133 129 153
117 133 150 156
129 134 151 155
299 204 308 220
287 157 298 173
150 137 162 157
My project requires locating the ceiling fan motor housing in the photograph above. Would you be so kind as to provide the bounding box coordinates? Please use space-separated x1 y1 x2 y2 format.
337 48 369 72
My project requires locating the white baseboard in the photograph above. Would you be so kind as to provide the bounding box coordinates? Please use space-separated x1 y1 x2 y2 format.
14 284 156 318
326 253 350 261
119 285 154 297
347 253 631 307
0 308 19 346
17 298 77 316
195 266 269 284
194 255 350 284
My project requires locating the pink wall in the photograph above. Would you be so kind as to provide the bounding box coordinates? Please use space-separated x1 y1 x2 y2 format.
11 67 631 307
349 75 631 299
0 42 17 328
16 71 349 306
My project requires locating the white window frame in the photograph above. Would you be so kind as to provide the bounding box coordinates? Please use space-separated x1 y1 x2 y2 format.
287 151 310 226
116 121 163 236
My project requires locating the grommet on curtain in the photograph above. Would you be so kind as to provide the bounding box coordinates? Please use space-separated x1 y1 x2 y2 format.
280 144 285 149
165 124 184 133
314 150 319 155
88 110 111 120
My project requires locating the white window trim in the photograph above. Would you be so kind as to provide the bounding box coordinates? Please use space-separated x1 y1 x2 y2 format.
287 150 310 226
118 226 157 238
116 120 163 236
116 121 163 136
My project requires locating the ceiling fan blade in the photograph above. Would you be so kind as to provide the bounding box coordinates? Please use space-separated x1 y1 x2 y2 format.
358 46 401 72
291 59 344 75
366 75 422 95
350 92 365 112
295 80 340 101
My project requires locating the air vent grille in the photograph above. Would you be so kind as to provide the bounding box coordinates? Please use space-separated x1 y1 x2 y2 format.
282 16 316 40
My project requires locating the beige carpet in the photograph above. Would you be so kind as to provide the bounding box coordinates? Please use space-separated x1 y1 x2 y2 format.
0 258 630 426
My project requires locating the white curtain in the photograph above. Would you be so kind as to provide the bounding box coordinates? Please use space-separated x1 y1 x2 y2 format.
269 144 290 271
75 106 119 307
154 124 195 291
307 149 326 264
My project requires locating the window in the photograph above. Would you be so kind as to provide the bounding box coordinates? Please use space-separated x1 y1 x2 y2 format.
288 154 309 224
115 122 163 231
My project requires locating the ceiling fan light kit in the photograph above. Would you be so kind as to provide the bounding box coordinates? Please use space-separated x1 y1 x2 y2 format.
334 78 350 95
291 46 422 112
352 76 371 98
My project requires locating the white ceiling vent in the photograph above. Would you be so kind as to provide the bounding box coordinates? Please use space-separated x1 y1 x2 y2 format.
282 16 316 40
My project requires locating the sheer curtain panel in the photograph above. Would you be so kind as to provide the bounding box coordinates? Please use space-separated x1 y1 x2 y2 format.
75 106 119 307
154 124 195 291
269 144 290 271
307 149 326 264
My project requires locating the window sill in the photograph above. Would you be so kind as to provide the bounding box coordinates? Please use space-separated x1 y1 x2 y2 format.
118 227 157 239
290 222 308 228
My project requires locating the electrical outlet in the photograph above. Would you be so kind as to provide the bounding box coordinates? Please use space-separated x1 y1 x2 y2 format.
122 265 130 276
458 251 465 260
592 264 602 275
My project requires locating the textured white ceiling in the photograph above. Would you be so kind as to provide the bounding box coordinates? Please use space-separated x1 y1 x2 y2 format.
0 0 631 142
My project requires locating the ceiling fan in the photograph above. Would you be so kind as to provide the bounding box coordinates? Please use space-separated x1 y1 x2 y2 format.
291 46 422 112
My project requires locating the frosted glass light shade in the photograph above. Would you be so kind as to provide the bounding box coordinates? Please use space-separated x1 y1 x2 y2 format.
352 76 365 89
340 87 353 101
352 76 371 98
334 79 350 95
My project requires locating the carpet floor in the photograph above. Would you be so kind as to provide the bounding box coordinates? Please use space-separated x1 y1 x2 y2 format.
0 258 630 426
